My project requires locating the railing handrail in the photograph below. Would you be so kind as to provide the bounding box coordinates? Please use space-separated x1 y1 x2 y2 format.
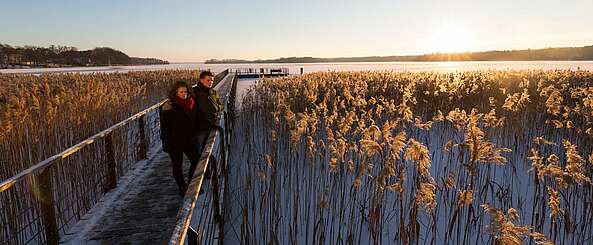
168 117 220 244
0 100 166 193
0 69 229 193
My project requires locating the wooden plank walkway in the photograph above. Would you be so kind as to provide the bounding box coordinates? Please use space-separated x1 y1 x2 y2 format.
61 152 185 244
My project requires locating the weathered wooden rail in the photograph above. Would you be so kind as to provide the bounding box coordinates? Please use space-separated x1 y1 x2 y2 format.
0 69 232 245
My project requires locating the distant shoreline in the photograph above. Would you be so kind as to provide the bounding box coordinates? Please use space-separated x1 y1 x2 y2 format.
0 63 165 70
205 45 593 64
1 44 169 69
205 59 593 64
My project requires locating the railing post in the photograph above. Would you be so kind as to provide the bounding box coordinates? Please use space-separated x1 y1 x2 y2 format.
187 226 200 245
219 113 231 245
210 155 222 224
35 165 59 245
104 132 117 193
220 112 228 175
137 114 148 161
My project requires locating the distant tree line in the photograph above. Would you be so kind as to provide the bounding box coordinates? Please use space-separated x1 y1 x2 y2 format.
0 44 168 68
206 45 593 64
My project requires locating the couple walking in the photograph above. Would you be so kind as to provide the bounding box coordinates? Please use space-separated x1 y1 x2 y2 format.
160 71 223 196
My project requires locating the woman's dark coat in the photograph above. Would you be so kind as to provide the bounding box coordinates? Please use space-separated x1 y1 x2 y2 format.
160 99 197 153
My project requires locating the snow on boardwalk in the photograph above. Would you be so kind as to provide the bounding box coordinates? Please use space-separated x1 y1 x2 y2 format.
61 150 187 244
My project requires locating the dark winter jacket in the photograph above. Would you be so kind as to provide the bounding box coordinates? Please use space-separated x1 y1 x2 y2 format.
193 83 223 131
160 98 198 153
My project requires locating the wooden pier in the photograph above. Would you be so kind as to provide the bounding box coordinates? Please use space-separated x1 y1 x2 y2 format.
230 67 289 78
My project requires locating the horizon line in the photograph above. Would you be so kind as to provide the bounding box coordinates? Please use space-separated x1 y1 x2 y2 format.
175 43 593 63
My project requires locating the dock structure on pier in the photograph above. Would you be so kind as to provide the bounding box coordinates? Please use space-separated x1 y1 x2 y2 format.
230 67 289 78
0 67 282 245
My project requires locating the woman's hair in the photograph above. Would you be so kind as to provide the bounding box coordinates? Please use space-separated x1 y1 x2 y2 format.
168 81 193 101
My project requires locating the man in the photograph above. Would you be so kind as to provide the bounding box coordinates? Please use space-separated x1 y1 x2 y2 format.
193 71 223 136
189 71 223 182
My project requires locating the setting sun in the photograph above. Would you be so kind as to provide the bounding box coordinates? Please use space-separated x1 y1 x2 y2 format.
430 24 476 53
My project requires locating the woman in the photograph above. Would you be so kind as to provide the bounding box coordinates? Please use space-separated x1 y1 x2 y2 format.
160 81 201 196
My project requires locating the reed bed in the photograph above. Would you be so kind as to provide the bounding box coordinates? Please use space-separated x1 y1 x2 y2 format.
0 70 201 178
232 70 593 245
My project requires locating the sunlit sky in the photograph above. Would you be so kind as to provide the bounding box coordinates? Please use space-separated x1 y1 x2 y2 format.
2 0 592 62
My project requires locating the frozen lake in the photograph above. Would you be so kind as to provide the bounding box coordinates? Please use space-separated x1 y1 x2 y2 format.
2 61 593 75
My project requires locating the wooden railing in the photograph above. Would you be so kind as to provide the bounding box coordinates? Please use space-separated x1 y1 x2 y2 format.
169 72 237 245
0 69 231 245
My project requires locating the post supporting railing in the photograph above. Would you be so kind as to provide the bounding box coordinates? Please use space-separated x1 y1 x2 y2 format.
137 114 148 161
35 165 59 245
210 156 222 224
187 226 201 245
221 112 230 180
103 132 117 193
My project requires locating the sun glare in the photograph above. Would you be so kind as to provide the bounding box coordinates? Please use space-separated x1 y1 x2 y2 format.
430 25 475 53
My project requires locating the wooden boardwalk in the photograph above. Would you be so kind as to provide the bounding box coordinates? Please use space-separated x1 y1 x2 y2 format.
59 74 235 244
60 153 186 244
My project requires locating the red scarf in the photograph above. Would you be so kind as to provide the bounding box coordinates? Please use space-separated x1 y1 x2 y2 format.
174 96 195 112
